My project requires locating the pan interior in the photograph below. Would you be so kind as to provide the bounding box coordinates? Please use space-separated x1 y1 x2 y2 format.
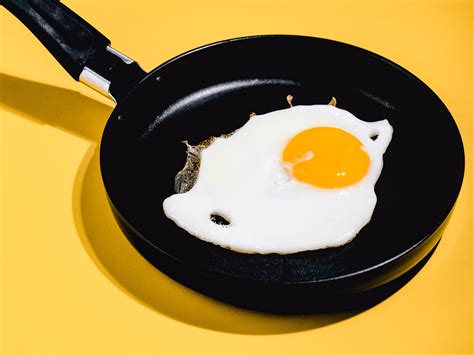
100 36 464 284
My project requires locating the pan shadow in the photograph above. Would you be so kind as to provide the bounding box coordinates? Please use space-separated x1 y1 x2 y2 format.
0 74 428 334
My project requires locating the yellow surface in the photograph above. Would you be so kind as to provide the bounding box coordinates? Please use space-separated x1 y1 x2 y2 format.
0 0 472 353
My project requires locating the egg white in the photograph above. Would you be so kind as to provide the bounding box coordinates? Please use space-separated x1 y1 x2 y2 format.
163 104 393 254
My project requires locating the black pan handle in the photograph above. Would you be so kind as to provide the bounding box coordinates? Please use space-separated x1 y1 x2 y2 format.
1 0 147 102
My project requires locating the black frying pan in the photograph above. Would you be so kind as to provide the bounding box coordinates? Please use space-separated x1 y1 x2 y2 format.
3 0 464 313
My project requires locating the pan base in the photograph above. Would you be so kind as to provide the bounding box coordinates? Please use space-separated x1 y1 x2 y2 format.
112 204 443 314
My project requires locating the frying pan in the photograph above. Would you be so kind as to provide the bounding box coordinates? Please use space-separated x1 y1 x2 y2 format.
3 0 464 313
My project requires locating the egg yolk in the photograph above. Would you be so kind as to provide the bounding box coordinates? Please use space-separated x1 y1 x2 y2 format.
282 127 370 188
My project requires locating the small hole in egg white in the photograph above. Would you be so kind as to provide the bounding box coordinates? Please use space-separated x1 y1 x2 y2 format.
210 213 231 226
370 132 379 141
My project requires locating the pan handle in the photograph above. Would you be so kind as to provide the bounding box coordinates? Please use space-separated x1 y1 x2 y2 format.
2 0 147 102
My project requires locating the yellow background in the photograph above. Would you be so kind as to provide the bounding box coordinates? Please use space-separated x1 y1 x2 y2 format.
1 0 472 354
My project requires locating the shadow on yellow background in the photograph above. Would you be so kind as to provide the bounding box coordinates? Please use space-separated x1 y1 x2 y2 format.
0 73 365 334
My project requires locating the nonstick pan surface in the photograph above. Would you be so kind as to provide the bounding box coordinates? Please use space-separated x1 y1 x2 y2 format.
99 36 464 311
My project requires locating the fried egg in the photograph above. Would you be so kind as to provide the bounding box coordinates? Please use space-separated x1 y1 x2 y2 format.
163 102 393 254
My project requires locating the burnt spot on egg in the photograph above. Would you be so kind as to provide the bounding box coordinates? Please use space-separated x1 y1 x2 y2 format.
174 132 235 193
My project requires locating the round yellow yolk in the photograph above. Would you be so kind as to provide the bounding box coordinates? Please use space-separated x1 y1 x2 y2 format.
282 127 370 188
